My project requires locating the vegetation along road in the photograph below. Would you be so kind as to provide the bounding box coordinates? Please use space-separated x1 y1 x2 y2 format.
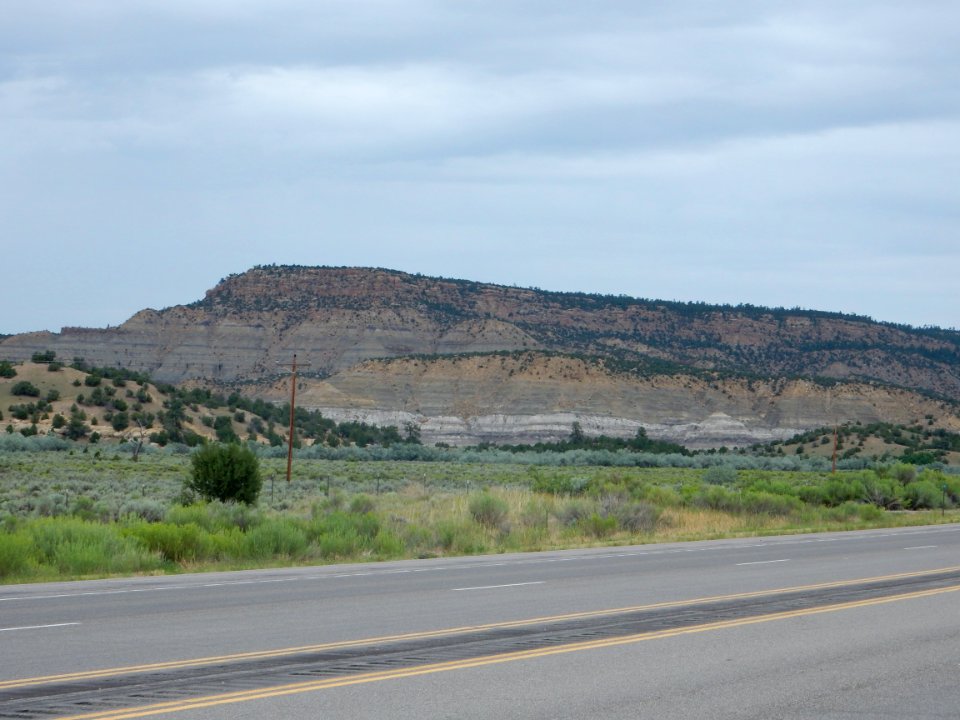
2 524 960 719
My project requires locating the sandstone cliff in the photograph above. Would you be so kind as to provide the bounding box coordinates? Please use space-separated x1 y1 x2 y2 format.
2 265 958 447
242 354 959 448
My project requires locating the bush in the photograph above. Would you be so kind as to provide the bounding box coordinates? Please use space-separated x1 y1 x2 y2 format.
558 499 593 527
348 494 376 514
0 360 16 378
469 492 509 528
694 485 742 512
187 443 262 505
11 381 40 397
741 491 802 516
612 501 661 533
703 464 738 485
118 499 167 522
530 474 590 495
904 480 942 510
580 512 618 538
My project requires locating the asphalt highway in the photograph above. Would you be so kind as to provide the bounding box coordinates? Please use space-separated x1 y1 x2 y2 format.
2 523 960 719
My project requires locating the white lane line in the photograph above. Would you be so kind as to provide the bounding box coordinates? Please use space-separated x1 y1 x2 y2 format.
0 577 299 602
452 582 545 592
904 546 937 550
736 559 790 566
2 525 958 603
0 622 80 633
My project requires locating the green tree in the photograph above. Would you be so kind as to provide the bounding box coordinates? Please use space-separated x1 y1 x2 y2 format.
11 381 40 397
0 360 17 378
64 410 89 440
214 415 240 443
111 411 130 432
187 443 262 505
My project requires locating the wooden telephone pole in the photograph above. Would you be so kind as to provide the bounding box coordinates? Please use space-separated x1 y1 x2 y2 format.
278 354 310 483
832 425 838 474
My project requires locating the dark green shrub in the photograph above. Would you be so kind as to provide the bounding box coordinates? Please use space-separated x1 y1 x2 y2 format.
213 415 239 443
187 443 262 505
0 360 16 378
11 381 40 397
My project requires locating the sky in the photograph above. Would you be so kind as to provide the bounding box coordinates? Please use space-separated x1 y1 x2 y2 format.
2 1 959 335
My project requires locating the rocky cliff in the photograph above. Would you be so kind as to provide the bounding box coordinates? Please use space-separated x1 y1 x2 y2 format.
2 265 959 447
243 354 960 448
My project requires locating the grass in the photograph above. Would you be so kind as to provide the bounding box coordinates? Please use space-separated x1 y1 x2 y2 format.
0 450 958 583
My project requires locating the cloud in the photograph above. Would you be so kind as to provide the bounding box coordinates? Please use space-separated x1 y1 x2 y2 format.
0 1 958 333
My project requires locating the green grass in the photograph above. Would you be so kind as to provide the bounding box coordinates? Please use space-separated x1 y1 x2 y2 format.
0 450 958 583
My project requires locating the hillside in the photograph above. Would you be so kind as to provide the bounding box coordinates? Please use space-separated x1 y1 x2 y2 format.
0 361 411 450
240 352 960 449
2 266 959 395
2 265 959 448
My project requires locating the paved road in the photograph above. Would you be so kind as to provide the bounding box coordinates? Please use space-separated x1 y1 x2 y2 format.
2 524 960 718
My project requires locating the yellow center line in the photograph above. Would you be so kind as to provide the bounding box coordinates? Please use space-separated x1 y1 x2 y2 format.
50 582 960 720
3 564 959 691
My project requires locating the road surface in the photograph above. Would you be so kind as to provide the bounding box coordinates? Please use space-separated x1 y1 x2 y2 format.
2 524 959 718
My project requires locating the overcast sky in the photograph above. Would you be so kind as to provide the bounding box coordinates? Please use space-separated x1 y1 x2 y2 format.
2 1 959 335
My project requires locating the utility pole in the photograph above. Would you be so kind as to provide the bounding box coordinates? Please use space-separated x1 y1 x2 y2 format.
832 425 838 474
277 354 311 483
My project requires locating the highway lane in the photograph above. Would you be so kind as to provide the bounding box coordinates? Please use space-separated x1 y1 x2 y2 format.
2 524 959 675
205 585 960 720
1 523 959 717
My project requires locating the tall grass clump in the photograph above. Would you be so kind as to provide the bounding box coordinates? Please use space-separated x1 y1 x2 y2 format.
123 521 217 563
468 492 509 528
22 518 162 577
242 520 308 560
0 532 33 578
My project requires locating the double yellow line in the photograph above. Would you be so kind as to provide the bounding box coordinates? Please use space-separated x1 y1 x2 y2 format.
5 566 960 720
4 565 959 695
50 582 960 720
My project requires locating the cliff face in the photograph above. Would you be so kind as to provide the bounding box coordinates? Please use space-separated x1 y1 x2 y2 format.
244 354 960 448
2 265 959 447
